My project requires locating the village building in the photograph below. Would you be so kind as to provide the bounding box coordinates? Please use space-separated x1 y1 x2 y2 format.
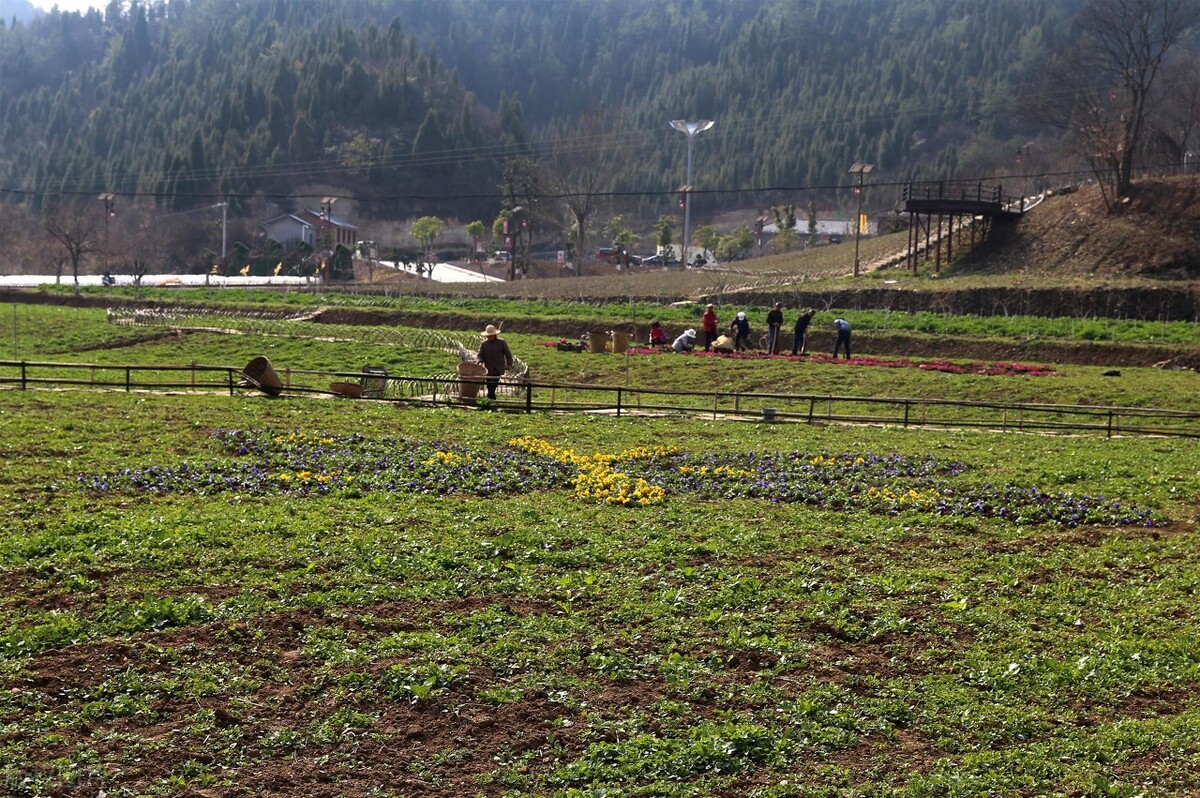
263 209 359 251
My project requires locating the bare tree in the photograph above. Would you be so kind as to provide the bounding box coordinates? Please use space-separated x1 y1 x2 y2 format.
44 203 100 293
115 207 168 287
0 204 41 275
1152 54 1200 170
542 106 634 275
1028 0 1200 204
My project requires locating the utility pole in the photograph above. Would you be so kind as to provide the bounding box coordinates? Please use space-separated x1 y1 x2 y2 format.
848 163 873 277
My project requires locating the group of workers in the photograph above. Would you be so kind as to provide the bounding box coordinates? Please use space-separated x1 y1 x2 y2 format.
477 306 854 404
650 303 853 358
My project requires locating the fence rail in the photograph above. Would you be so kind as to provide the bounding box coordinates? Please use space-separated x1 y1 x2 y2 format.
3 359 1198 438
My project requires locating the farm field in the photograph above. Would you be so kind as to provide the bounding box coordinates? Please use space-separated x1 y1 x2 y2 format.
3 302 1200 416
1 388 1199 797
14 287 1200 348
1 294 1200 796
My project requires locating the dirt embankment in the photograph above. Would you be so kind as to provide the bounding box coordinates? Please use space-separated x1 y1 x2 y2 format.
312 308 1200 369
717 284 1200 322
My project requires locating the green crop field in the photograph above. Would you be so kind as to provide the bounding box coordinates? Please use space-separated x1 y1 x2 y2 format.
1 295 1199 797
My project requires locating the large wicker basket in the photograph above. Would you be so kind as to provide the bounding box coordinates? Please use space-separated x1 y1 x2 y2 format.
241 356 283 396
457 361 487 400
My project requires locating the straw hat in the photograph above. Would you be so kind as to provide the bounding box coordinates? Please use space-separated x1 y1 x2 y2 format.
706 303 714 309
481 324 501 337
684 329 697 338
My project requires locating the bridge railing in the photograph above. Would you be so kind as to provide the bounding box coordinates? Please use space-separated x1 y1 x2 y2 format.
903 181 1003 204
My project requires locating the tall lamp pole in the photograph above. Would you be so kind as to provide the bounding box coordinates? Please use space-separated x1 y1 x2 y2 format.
218 200 227 260
670 120 714 267
848 162 874 277
98 193 115 274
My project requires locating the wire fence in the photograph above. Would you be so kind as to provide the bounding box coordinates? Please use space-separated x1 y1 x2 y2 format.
3 359 1198 439
106 305 530 381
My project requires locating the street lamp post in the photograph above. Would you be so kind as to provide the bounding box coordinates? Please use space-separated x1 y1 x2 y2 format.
848 163 874 277
218 200 227 260
670 120 714 267
98 193 115 275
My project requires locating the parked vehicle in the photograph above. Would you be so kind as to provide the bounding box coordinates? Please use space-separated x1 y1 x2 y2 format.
640 254 678 267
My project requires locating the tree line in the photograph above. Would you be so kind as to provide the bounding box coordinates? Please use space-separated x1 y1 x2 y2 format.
1 0 1198 280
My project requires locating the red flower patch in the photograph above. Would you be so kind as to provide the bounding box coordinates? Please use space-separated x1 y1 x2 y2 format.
539 342 1056 376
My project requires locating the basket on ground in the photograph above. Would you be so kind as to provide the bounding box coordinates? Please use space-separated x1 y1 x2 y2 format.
457 361 487 400
241 356 283 396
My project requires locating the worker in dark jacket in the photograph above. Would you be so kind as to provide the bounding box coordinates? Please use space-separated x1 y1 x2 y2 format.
730 312 752 352
792 308 815 356
477 324 515 399
766 303 785 354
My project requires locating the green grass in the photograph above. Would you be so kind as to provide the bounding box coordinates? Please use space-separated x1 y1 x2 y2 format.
19 280 1200 348
1 295 1199 795
0 389 1199 796
4 303 1198 413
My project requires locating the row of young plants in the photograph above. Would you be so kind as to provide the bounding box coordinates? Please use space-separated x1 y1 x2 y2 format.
26 287 1200 347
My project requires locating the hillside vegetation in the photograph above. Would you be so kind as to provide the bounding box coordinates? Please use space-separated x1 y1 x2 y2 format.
0 0 1071 222
948 179 1200 282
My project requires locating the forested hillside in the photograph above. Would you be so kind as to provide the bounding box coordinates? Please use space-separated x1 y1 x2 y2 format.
0 0 1073 227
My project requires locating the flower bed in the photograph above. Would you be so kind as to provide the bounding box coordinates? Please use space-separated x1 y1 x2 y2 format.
80 430 1156 527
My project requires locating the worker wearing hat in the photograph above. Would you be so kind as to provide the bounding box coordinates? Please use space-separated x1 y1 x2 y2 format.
730 311 751 352
476 324 514 400
672 328 697 353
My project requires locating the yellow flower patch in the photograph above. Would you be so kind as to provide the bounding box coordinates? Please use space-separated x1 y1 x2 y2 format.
511 437 671 507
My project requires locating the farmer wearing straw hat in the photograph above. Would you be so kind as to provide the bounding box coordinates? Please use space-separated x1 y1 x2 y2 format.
476 324 514 400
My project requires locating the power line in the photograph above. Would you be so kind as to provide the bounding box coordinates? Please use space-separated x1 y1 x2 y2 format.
7 83 1080 197
0 165 1108 207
